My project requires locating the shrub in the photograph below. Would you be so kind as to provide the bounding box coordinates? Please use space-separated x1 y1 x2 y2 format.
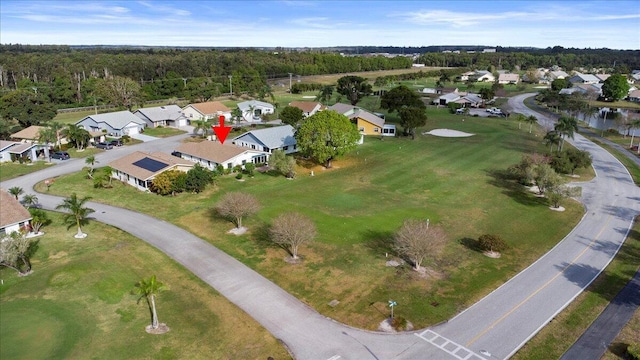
390 316 408 331
235 173 243 180
628 343 640 360
478 234 508 253
244 163 255 176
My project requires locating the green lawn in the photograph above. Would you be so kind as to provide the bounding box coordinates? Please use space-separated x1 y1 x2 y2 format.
142 127 186 138
0 212 290 360
38 110 588 330
0 161 53 181
513 220 640 359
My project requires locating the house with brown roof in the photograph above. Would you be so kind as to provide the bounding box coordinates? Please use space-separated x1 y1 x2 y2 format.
0 190 32 235
11 125 45 143
288 101 324 117
109 151 195 191
175 140 269 171
182 101 232 123
498 73 520 85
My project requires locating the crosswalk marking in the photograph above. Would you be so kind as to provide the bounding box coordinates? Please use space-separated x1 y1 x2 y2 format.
415 330 487 360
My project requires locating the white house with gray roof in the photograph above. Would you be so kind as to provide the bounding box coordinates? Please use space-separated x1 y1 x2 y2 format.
76 111 146 137
231 125 297 154
133 105 188 128
237 100 275 122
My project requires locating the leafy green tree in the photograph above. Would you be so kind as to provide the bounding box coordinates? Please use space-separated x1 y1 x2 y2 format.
478 234 508 253
8 186 24 200
133 275 167 331
336 76 372 106
269 212 317 260
315 85 334 105
258 84 275 102
280 106 304 127
151 169 185 195
0 90 56 127
399 106 428 140
532 164 562 195
55 193 95 238
565 148 592 175
601 74 630 101
96 76 141 111
394 219 447 271
215 192 261 229
270 149 296 178
28 208 50 234
0 232 38 276
380 85 424 113
547 184 581 209
554 116 578 151
244 163 255 177
184 164 214 193
479 87 495 101
551 78 568 91
295 110 360 168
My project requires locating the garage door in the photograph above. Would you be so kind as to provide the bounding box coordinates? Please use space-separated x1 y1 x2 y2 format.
126 126 139 135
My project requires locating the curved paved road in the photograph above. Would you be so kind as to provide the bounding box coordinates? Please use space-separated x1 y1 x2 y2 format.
2 96 639 359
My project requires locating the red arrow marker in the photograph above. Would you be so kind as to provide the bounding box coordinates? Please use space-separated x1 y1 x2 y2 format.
212 115 232 144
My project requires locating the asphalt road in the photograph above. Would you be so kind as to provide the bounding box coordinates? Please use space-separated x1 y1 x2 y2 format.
2 97 638 360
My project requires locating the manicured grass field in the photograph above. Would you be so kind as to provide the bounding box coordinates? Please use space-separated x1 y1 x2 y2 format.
38 110 588 330
0 161 53 181
513 219 640 360
0 212 290 360
142 127 186 138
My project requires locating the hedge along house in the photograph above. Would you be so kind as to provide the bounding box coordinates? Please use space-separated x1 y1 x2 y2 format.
0 190 32 235
76 110 146 137
133 105 188 128
174 140 269 171
231 125 298 154
108 151 194 191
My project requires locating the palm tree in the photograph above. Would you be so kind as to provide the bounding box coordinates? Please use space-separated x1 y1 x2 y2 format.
47 122 64 150
629 118 640 149
85 155 97 179
512 113 526 129
315 85 334 105
133 275 166 330
582 106 598 127
21 194 38 208
258 85 275 103
8 186 24 200
192 119 211 138
543 130 562 153
554 116 578 151
37 127 57 150
56 193 95 238
231 108 243 125
525 115 538 133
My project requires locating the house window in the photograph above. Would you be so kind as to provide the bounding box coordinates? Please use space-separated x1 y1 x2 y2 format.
252 145 256 149
227 163 232 169
242 160 246 165
264 147 269 152
283 146 288 150
359 127 365 132
374 128 379 133
293 144 297 149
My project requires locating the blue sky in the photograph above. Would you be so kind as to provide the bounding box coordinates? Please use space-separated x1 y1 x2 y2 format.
1 1 639 49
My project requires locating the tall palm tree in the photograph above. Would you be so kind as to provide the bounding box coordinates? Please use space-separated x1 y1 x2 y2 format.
525 115 538 133
85 155 97 179
543 130 562 153
37 127 57 150
8 186 23 200
512 113 526 129
21 194 38 208
582 106 598 127
315 85 334 105
629 118 640 149
56 193 95 238
192 119 211 139
133 275 166 330
554 116 578 151
47 122 64 150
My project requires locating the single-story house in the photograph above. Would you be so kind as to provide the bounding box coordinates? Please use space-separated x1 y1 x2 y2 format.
498 73 520 84
0 190 32 236
421 87 437 94
109 151 194 191
175 140 269 170
182 101 231 122
0 140 48 163
548 70 569 80
568 73 600 85
456 71 476 82
627 89 640 103
435 92 461 105
327 104 395 137
289 101 324 117
232 125 297 154
470 71 495 82
134 105 188 128
454 93 483 107
76 111 146 137
11 125 45 143
595 74 611 83
237 100 275 122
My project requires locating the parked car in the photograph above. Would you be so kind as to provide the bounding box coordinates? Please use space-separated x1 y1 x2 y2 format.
109 139 123 147
96 142 113 150
51 151 70 160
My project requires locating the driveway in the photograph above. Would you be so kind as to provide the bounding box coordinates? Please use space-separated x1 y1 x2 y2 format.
129 132 158 142
2 98 638 359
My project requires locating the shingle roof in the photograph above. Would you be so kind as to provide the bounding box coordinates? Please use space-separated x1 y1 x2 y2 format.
176 140 265 164
237 100 275 111
7 143 37 153
350 109 385 128
0 190 32 229
498 73 520 82
232 125 296 149
108 151 193 181
135 105 186 122
11 125 45 140
77 111 145 129
0 140 19 151
289 101 322 113
328 103 356 115
187 101 231 116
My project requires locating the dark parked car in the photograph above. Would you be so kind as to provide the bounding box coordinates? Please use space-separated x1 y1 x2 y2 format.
109 139 123 147
51 151 70 160
96 142 113 150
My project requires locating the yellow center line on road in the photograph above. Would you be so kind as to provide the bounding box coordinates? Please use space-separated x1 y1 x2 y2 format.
465 213 613 347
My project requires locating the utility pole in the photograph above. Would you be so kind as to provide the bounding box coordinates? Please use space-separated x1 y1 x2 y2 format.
228 75 233 96
182 78 187 88
288 73 293 93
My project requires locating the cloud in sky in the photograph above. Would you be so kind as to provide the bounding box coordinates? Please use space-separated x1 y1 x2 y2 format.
1 0 638 49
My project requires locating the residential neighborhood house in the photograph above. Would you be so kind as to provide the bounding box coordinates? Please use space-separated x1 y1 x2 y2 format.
470 70 495 82
76 110 146 137
134 105 188 128
231 125 298 154
0 140 49 163
175 140 269 170
237 100 275 122
498 73 520 84
109 151 194 191
182 101 232 123
288 101 324 117
0 190 32 235
328 104 395 137
568 73 600 85
10 125 45 143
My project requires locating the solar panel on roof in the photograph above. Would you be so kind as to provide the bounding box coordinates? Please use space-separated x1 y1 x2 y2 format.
132 157 168 172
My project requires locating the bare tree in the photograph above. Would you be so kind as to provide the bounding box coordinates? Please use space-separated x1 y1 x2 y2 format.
394 219 447 271
269 212 317 260
215 192 260 229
